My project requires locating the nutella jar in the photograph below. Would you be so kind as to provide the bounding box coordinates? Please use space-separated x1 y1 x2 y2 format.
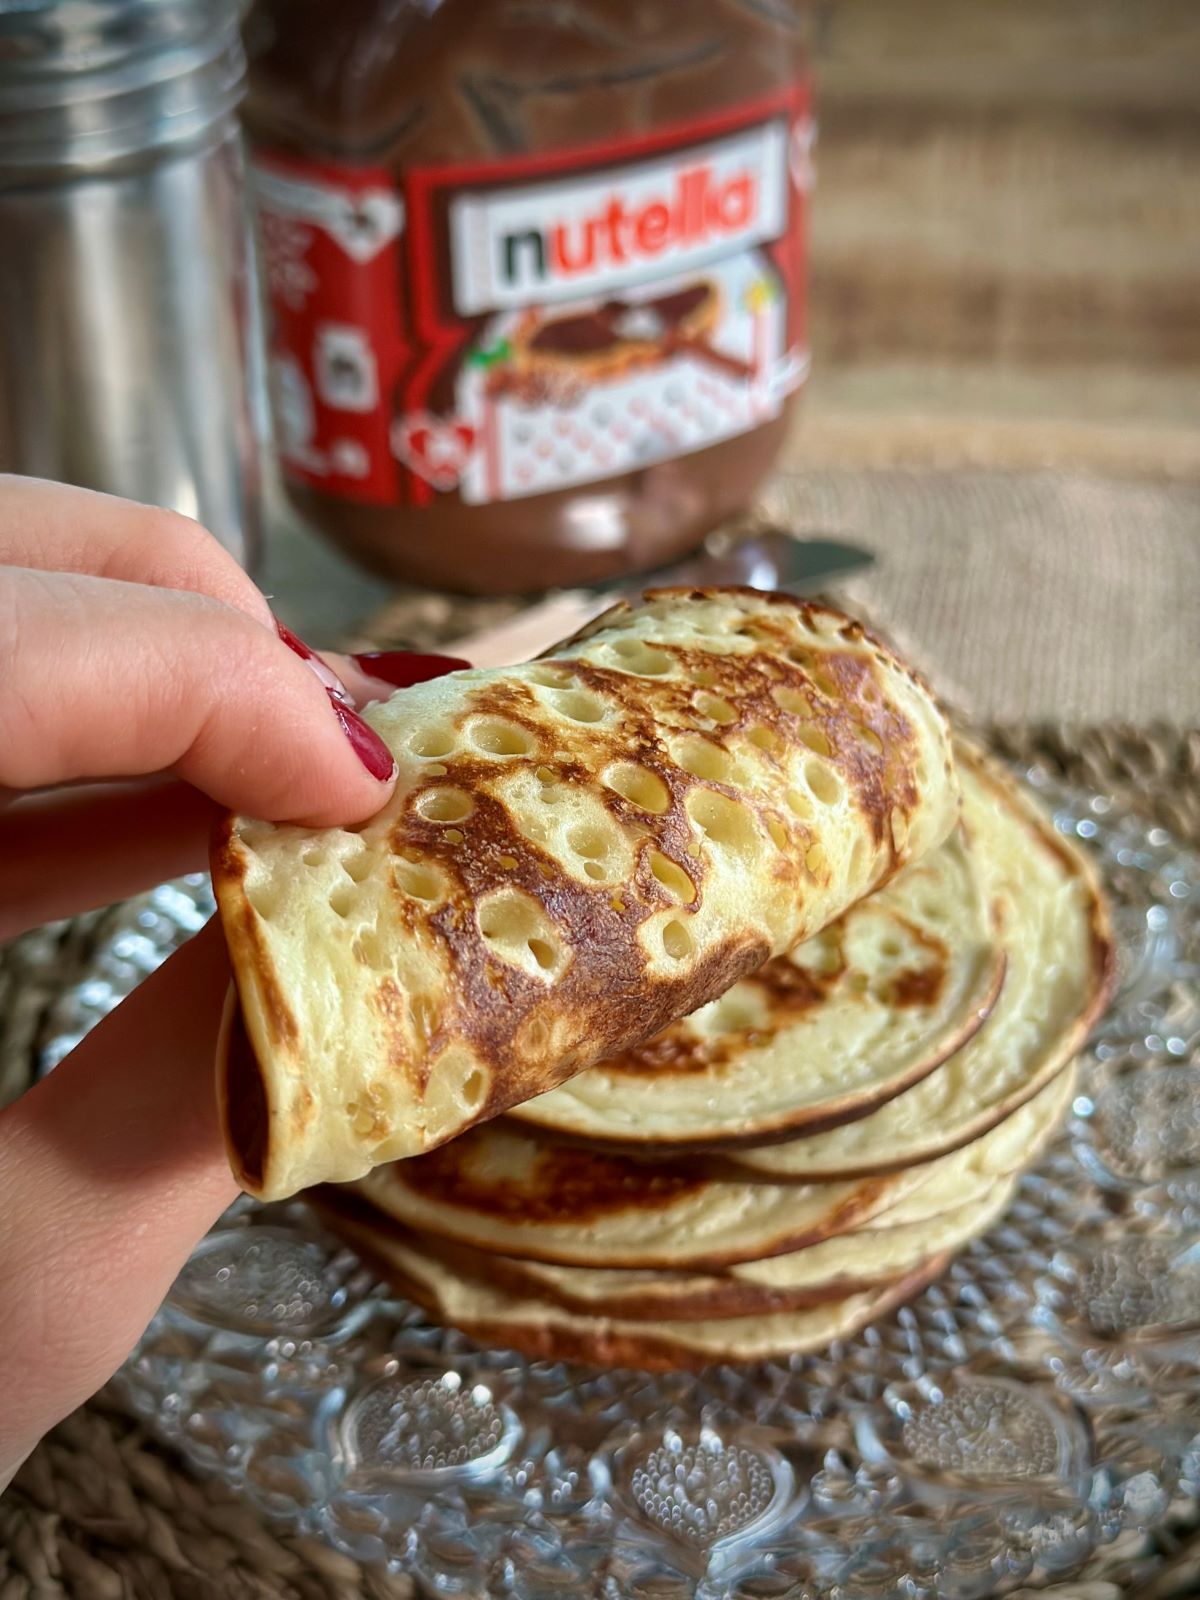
243 1 813 593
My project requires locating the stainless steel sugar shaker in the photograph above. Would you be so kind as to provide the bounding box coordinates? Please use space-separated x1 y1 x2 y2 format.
0 0 263 571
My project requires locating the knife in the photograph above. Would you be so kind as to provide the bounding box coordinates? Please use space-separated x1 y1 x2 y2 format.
447 532 875 668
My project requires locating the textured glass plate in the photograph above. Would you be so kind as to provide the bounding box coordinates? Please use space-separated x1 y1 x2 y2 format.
38 768 1200 1598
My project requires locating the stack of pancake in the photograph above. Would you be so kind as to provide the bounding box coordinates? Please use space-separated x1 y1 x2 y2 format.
314 751 1111 1369
213 589 1113 1370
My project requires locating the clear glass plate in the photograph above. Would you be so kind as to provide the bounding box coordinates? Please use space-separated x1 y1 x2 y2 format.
38 768 1200 1598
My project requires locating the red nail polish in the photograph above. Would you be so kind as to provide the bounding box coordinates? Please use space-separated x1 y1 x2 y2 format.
352 650 470 687
275 620 315 661
276 618 352 704
329 697 396 782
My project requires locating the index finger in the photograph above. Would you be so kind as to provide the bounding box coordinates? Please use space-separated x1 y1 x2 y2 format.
0 568 396 822
0 474 270 627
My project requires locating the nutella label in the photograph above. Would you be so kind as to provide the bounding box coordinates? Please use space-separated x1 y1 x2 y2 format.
449 120 789 312
251 85 811 510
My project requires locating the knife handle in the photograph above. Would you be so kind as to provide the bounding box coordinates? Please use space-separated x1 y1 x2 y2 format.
446 592 614 668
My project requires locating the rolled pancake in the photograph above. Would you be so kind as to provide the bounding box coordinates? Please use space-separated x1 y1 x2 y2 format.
310 1202 952 1372
508 824 1003 1149
730 753 1112 1180
213 591 958 1200
315 1180 1008 1324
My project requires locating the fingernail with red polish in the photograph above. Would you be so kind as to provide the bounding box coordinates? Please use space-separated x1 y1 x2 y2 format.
329 697 396 782
352 650 471 687
275 618 353 704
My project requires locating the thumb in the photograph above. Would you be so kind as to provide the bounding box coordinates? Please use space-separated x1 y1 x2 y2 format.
0 919 236 1482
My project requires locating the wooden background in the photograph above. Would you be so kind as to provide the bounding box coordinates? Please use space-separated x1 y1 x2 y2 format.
794 0 1200 479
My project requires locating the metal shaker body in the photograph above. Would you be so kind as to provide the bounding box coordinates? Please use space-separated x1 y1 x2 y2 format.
0 0 262 570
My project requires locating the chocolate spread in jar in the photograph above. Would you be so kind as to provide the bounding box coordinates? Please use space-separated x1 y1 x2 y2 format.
243 0 814 594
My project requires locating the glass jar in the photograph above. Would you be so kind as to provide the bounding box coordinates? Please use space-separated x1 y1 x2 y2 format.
243 0 813 593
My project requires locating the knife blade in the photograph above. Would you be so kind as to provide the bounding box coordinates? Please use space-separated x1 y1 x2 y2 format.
446 531 875 668
612 531 874 597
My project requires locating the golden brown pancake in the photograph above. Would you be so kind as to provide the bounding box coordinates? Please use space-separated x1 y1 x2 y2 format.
508 823 1002 1149
728 752 1112 1180
347 1121 909 1270
212 590 958 1199
476 1066 1074 1321
310 1201 953 1373
336 1056 1072 1277
314 1180 1006 1323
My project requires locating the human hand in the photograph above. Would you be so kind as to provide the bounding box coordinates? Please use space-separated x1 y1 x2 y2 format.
0 476 464 1486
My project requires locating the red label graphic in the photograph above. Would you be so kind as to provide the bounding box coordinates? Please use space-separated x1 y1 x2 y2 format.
252 83 811 510
393 415 477 492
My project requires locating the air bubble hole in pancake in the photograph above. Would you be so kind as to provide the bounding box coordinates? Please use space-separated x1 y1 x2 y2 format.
569 822 625 885
478 890 567 979
343 850 376 883
469 719 536 757
646 850 695 904
805 761 841 805
671 735 736 784
689 665 721 688
409 994 437 1045
526 663 575 689
609 637 672 675
695 693 737 725
786 789 814 821
773 686 810 716
605 763 670 814
687 790 756 854
551 689 606 724
393 860 444 902
747 724 784 756
328 883 358 918
411 724 456 758
417 788 473 824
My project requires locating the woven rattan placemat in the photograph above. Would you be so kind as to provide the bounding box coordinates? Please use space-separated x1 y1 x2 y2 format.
0 720 1197 1598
